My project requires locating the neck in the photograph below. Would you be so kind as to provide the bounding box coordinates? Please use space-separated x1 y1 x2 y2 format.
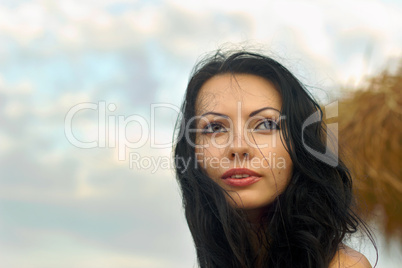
242 207 271 265
244 208 264 224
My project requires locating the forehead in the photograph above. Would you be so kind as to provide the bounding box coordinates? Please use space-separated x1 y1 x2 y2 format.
195 73 282 114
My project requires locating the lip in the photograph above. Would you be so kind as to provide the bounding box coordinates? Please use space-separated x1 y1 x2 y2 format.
221 168 262 187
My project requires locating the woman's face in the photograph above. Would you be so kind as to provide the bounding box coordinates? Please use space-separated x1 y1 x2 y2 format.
194 73 293 217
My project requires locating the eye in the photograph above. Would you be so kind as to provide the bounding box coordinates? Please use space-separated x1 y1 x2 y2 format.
254 119 279 132
202 122 228 134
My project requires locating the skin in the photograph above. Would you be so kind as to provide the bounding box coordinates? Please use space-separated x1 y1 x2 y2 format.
193 73 373 268
329 245 372 268
194 73 293 221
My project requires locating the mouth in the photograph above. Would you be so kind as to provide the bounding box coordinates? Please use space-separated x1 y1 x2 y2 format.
221 168 262 187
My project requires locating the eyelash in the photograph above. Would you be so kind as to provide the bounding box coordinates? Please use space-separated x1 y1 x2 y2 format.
201 119 279 134
254 119 280 132
201 122 227 134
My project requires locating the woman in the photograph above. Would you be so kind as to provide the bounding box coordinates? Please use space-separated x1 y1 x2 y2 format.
173 50 376 267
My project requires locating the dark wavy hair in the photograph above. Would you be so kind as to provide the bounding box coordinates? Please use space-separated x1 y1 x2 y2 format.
173 50 376 268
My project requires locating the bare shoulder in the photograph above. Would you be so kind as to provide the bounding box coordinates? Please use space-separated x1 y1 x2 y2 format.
329 245 372 268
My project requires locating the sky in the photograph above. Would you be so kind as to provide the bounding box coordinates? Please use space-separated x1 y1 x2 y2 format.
0 0 401 267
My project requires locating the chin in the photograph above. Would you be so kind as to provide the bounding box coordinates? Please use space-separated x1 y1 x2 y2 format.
226 192 275 212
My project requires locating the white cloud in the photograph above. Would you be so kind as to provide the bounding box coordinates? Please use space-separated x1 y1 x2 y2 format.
0 0 401 267
0 229 187 268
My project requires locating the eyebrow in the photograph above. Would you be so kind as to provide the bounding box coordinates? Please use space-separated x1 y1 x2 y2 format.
200 107 280 118
200 112 229 118
249 107 280 117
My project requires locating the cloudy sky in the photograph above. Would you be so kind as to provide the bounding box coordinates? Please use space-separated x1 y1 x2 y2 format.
0 0 401 267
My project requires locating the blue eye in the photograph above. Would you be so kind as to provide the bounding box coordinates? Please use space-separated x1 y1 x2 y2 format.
202 123 228 134
254 119 279 131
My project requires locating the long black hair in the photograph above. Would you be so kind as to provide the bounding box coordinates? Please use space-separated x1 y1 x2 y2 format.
173 50 376 267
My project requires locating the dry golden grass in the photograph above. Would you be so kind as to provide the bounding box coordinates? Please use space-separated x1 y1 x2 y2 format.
330 65 402 242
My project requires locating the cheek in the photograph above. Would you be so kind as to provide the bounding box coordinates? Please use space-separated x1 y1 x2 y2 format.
266 144 293 184
280 161 293 186
195 135 224 163
195 148 205 164
195 146 224 178
195 135 207 164
277 155 293 192
195 147 214 169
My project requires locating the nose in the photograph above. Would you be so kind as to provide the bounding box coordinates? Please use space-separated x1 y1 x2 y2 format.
227 132 253 160
229 151 250 159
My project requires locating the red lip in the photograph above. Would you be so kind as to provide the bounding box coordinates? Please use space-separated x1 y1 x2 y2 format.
221 168 261 179
221 168 262 187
